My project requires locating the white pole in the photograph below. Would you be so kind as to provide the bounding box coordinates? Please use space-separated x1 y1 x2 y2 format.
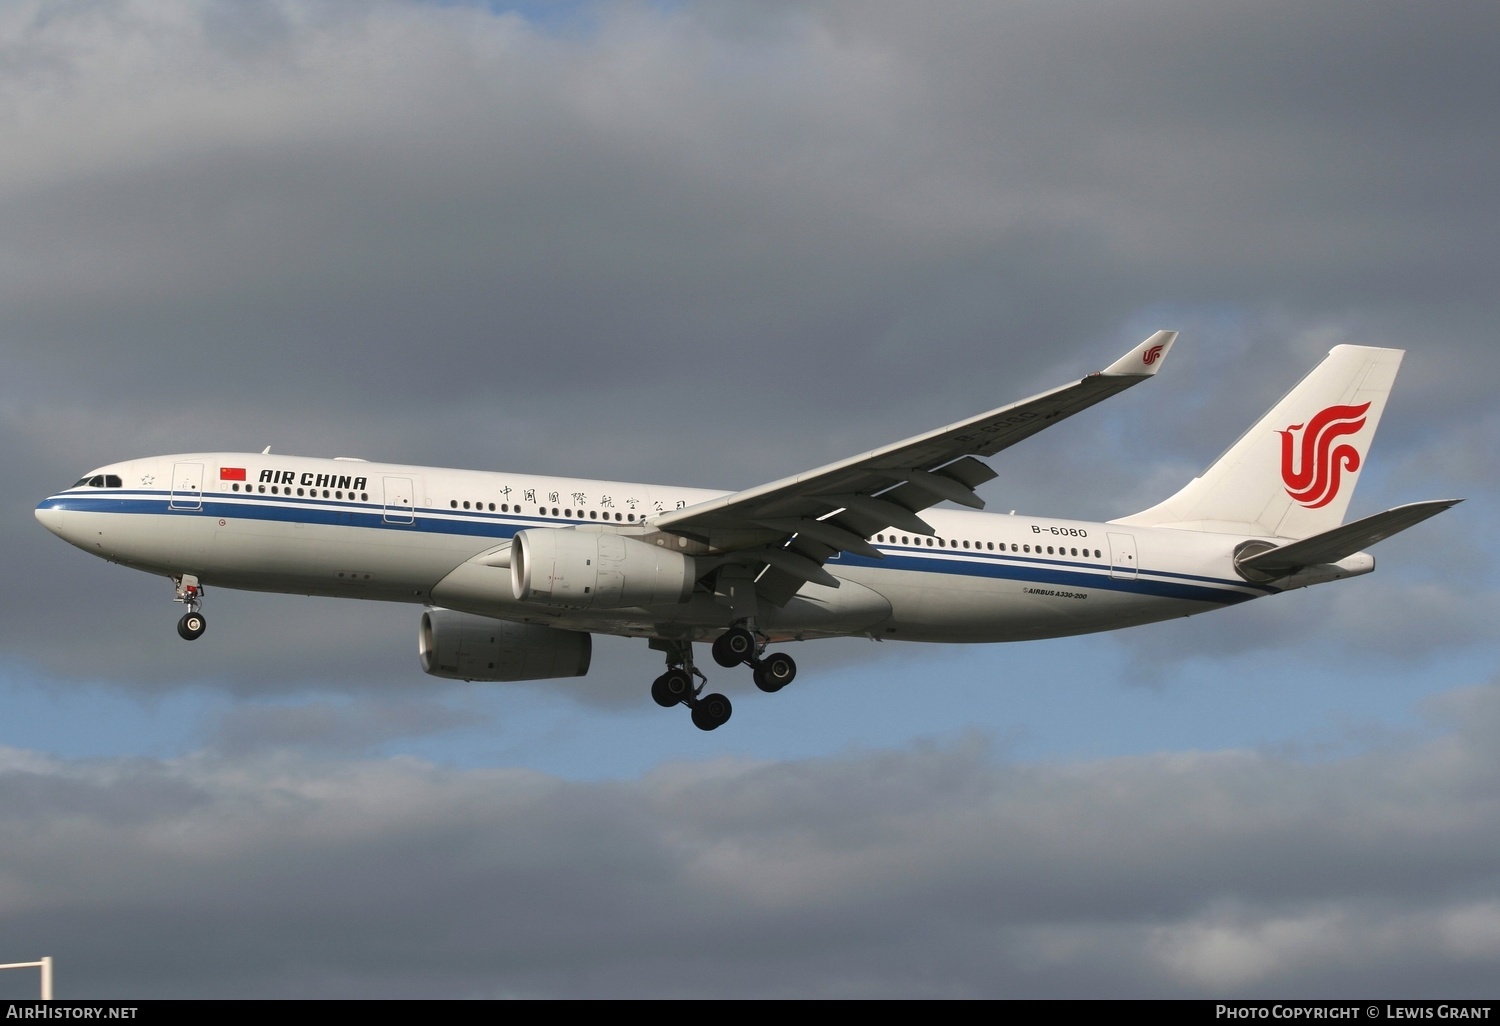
0 958 53 1000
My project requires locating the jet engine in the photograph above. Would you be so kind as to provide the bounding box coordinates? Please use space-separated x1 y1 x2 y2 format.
419 607 591 682
511 529 696 608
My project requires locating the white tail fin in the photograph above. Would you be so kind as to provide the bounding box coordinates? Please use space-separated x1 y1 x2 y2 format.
1112 345 1404 539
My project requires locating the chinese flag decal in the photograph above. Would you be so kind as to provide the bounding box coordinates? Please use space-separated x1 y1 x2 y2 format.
220 467 247 481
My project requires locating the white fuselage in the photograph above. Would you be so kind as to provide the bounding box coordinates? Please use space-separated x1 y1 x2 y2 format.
35 452 1295 646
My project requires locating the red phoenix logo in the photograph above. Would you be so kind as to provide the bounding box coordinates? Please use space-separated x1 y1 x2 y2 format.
1279 402 1369 508
1142 344 1165 366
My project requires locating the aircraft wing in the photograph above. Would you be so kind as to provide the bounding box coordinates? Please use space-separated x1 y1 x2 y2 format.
651 331 1177 604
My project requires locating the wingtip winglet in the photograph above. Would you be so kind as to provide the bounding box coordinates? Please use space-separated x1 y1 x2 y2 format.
1102 330 1178 378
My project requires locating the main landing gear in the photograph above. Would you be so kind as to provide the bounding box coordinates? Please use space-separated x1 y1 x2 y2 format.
650 640 733 731
173 574 206 641
650 628 798 732
711 625 797 693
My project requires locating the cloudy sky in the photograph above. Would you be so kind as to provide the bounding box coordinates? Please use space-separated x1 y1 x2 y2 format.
1 0 1497 999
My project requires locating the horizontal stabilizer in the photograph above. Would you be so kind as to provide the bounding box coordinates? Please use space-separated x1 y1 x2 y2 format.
1238 499 1462 574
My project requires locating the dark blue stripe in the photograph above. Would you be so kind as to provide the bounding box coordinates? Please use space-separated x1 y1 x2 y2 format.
835 550 1260 606
38 493 1261 606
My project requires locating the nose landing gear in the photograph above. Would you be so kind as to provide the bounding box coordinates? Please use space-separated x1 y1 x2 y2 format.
173 575 206 641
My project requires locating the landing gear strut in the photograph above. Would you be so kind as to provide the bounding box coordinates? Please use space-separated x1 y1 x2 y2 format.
174 574 206 641
649 640 732 731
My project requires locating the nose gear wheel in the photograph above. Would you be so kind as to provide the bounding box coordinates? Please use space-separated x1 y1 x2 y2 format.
172 575 207 641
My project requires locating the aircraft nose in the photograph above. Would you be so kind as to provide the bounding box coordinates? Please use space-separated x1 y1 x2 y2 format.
35 502 67 538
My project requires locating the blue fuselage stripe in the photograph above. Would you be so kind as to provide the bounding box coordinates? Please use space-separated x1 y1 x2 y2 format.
38 492 1261 606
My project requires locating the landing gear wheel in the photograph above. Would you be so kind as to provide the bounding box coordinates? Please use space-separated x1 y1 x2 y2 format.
690 693 733 731
711 627 756 668
651 668 693 707
177 611 206 641
752 652 796 693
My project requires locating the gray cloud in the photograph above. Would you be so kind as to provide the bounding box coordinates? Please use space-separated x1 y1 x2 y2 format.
3 681 1499 997
1 0 1497 997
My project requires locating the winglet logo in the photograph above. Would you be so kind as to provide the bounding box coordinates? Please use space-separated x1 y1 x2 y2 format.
1279 402 1370 508
1142 344 1164 366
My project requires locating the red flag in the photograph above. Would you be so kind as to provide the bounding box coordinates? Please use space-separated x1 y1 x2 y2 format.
220 467 247 481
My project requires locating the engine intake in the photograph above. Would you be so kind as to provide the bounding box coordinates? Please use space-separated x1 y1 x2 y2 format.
419 608 591 682
511 529 696 608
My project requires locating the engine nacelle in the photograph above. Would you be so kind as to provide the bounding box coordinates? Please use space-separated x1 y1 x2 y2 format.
511 529 696 608
419 608 591 682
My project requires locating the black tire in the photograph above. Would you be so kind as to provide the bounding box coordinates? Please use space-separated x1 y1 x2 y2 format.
650 673 677 707
651 668 692 707
691 693 732 731
711 627 755 668
177 612 206 641
752 651 796 693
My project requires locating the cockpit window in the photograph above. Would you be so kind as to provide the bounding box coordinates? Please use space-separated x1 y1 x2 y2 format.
72 474 122 489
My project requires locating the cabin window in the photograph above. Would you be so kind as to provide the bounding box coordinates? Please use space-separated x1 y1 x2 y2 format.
450 500 458 508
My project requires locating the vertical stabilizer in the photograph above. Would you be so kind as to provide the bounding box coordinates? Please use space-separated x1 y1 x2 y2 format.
1112 345 1404 539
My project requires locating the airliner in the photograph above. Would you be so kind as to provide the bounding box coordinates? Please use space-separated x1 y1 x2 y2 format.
35 333 1458 730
